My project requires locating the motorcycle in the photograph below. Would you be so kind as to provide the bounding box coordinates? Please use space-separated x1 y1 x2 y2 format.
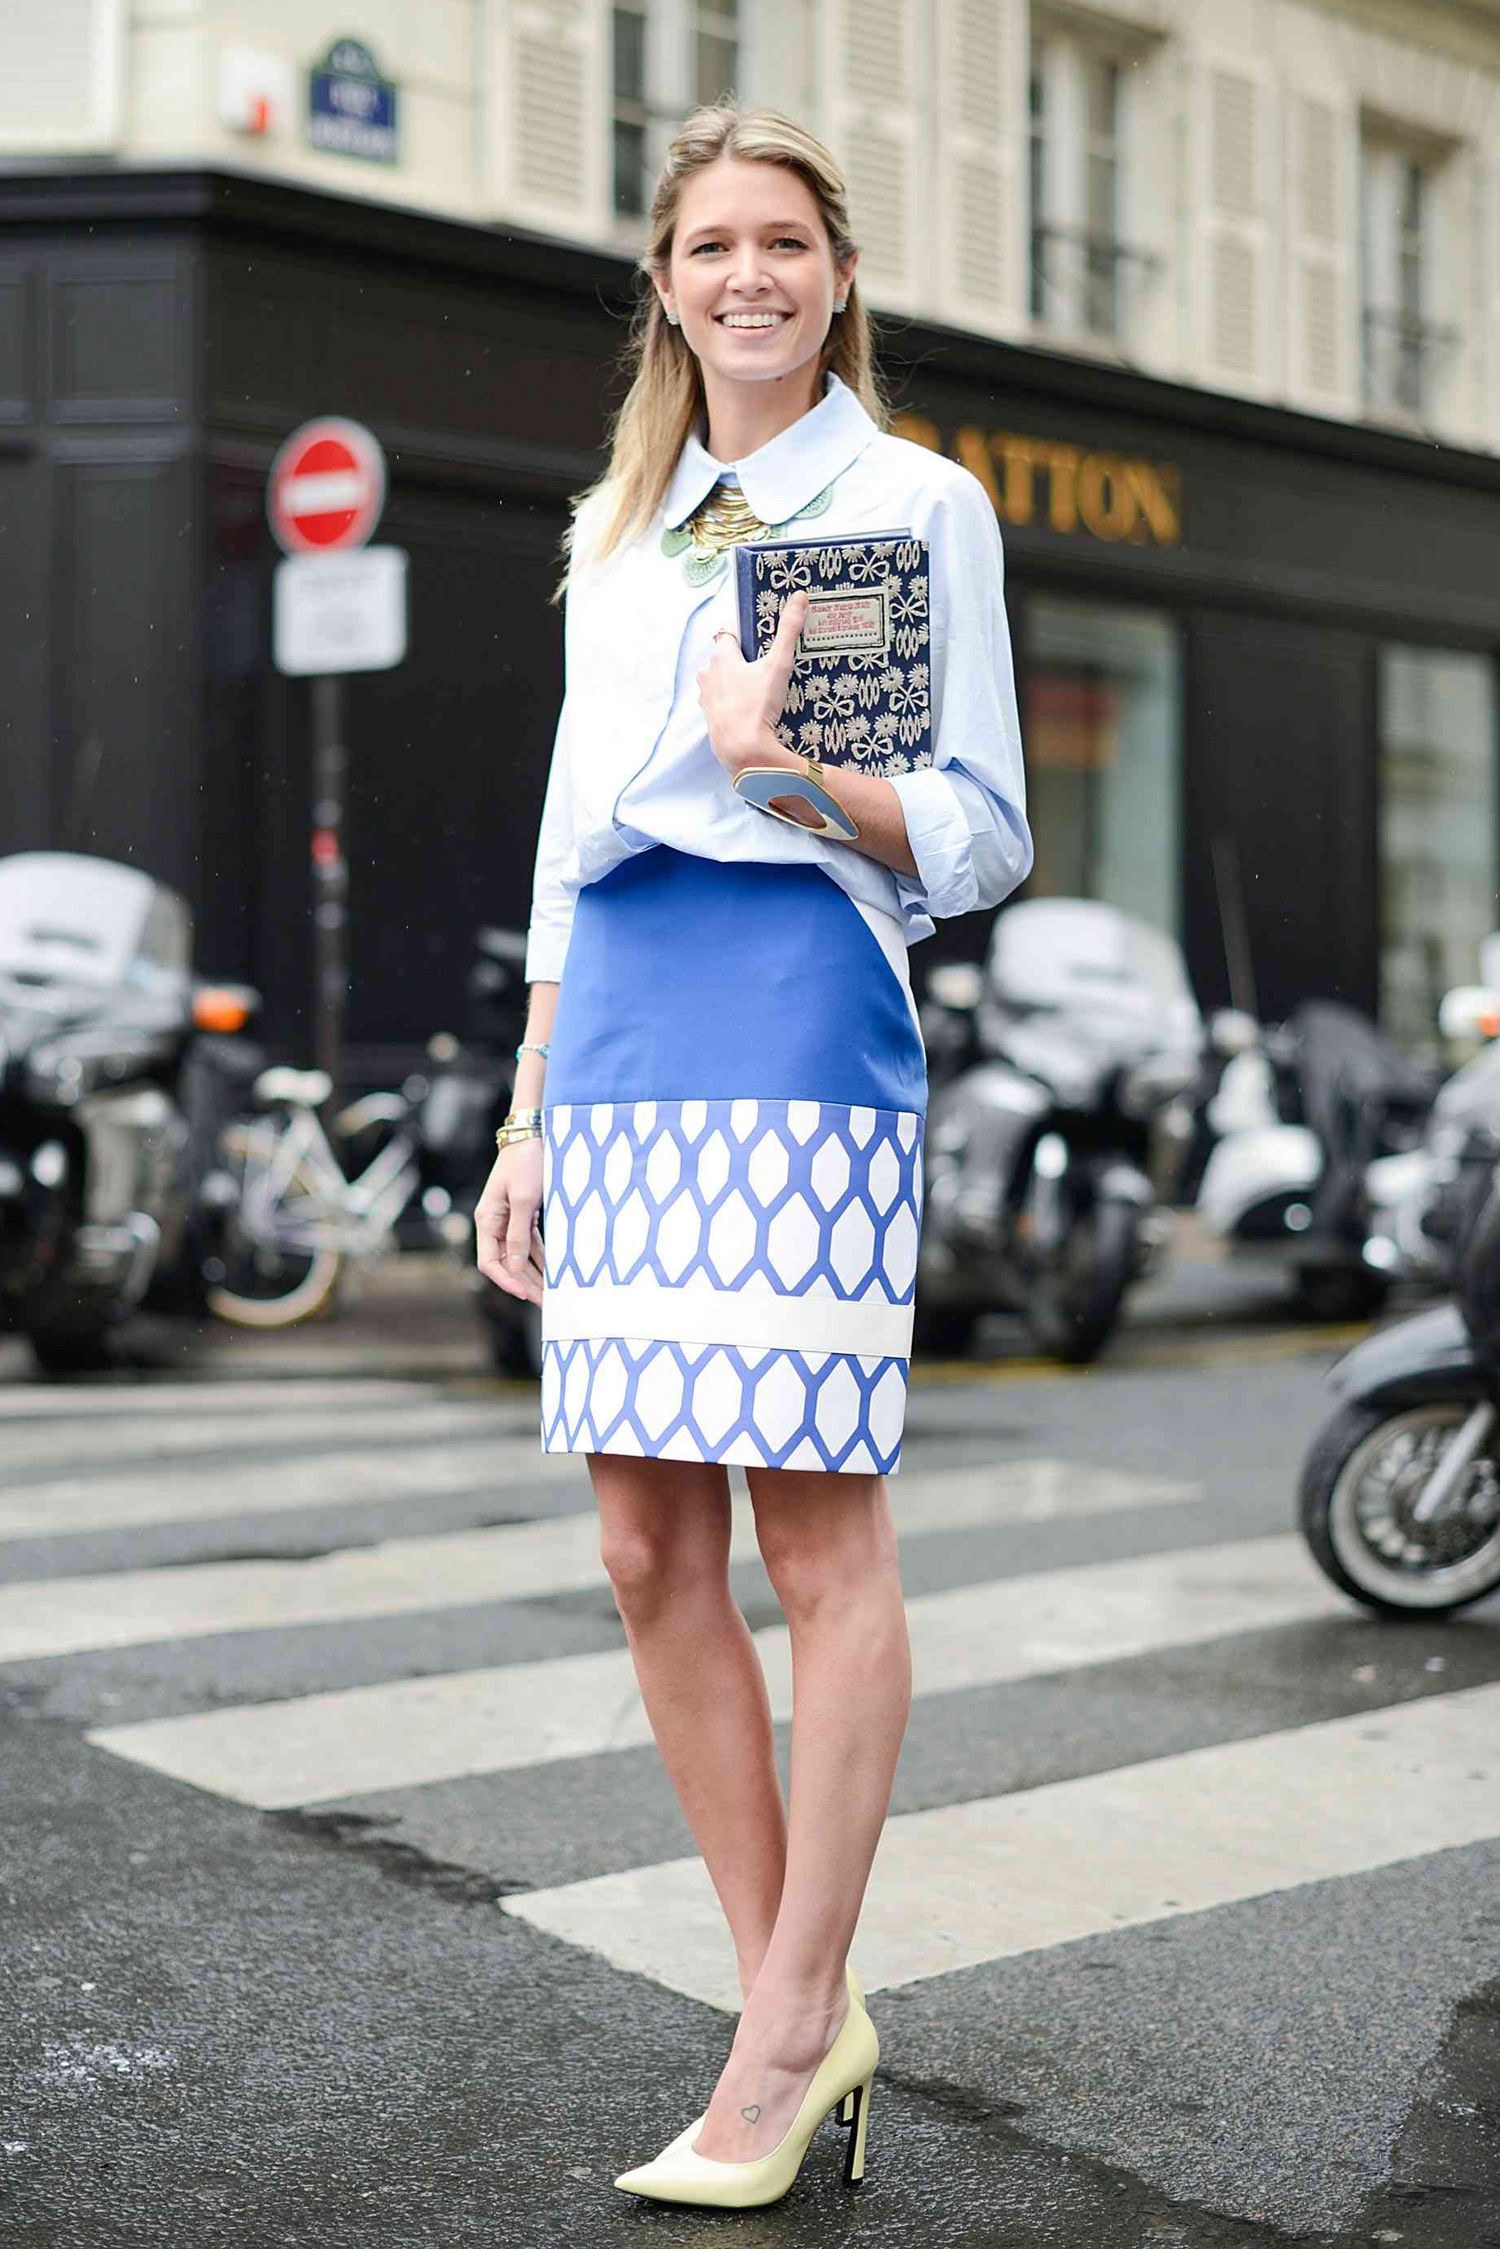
1196 999 1438 1321
915 896 1204 1364
0 850 263 1371
1300 1156 1500 1615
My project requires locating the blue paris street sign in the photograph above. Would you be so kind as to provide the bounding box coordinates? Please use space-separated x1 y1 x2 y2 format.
308 39 399 165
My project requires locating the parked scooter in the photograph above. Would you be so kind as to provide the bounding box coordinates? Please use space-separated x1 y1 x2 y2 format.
1173 1004 1262 1206
1363 979 1500 1293
1300 1157 1500 1614
0 851 263 1371
1196 1000 1438 1320
915 897 1204 1364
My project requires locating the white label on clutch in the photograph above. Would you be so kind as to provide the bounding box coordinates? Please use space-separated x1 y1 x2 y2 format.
798 584 890 655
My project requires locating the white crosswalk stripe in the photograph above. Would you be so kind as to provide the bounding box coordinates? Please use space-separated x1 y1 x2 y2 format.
84 1535 1346 1805
0 1432 580 1541
0 1378 439 1420
0 1400 536 1484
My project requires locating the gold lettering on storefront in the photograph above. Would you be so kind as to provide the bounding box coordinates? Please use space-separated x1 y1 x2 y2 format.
895 413 1182 547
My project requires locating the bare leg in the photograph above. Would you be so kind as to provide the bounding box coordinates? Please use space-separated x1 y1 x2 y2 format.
690 1466 912 2162
590 1453 787 1999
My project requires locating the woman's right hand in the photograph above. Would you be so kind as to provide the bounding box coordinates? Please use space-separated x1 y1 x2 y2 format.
474 1140 545 1304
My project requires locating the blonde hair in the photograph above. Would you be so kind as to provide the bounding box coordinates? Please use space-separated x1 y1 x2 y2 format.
550 103 889 604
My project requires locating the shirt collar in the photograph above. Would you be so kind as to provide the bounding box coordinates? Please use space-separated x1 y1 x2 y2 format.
660 371 878 531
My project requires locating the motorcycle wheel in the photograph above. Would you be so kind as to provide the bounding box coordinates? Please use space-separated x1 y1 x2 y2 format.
204 1122 343 1330
1300 1400 1500 1615
1024 1197 1139 1366
1292 1266 1390 1322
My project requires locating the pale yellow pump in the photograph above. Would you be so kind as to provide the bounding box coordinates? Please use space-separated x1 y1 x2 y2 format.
612 1966 878 2208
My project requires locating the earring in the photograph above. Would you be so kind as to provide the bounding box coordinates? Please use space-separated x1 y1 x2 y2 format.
665 308 680 326
833 298 847 313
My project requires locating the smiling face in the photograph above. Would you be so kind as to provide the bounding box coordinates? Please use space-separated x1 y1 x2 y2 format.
657 155 856 396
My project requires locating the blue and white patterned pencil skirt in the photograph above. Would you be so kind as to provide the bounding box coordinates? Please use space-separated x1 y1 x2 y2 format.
538 844 927 1475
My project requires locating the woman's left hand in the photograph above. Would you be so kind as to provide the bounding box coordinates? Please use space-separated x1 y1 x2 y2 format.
697 590 810 777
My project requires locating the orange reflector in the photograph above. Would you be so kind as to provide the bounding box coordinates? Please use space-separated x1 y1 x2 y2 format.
194 987 251 1032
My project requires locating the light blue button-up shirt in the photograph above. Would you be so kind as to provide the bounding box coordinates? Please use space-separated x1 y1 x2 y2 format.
524 370 1032 984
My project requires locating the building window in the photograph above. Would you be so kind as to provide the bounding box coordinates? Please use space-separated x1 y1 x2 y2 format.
1021 598 1181 938
1360 137 1456 420
611 1 740 222
693 0 737 106
1029 30 1145 344
612 6 650 219
1379 646 1498 1057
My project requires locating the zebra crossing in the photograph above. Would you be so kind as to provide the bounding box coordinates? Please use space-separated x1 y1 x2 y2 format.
3 1366 1499 2236
5 1373 1497 1926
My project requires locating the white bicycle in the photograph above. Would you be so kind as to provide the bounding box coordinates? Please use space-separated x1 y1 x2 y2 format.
207 1066 436 1328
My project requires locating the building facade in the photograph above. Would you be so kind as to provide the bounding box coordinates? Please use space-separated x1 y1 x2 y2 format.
3 0 1500 1067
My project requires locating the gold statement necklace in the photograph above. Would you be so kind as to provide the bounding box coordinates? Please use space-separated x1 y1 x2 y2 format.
661 475 835 585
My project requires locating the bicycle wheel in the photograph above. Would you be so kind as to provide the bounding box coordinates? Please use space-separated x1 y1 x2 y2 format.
204 1115 344 1329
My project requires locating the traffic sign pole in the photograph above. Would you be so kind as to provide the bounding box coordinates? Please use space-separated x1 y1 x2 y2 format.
310 675 349 1110
267 416 402 1121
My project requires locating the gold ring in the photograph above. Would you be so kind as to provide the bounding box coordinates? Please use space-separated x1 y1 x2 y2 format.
713 629 737 644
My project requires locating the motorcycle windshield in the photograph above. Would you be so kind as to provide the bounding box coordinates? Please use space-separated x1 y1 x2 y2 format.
985 898 1201 1051
0 852 192 1001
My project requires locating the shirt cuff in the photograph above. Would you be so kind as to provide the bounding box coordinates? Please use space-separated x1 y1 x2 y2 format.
884 765 978 924
524 924 572 984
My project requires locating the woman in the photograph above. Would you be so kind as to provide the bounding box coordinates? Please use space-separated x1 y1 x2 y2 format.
474 103 1030 2208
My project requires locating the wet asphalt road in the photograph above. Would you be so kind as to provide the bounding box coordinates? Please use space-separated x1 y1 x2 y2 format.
0 1251 1497 2249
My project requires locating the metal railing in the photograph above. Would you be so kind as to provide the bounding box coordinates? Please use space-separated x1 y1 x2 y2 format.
1362 305 1462 420
1029 223 1162 344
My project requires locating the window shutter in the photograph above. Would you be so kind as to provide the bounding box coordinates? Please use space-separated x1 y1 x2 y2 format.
1285 93 1356 416
0 0 124 152
933 0 1026 335
823 0 925 312
1194 57 1276 398
485 0 606 237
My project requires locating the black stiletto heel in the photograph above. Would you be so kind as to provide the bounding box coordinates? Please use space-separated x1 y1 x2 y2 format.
841 2074 873 2185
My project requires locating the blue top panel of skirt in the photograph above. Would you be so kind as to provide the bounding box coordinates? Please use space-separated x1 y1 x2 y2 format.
544 845 927 1114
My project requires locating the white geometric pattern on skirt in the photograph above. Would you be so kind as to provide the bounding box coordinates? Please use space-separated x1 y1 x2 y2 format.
539 1096 924 1474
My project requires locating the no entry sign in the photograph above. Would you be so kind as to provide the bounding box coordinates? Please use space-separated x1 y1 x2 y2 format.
268 418 386 555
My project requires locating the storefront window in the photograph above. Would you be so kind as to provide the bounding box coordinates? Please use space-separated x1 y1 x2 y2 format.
1379 645 1498 1054
1021 597 1181 937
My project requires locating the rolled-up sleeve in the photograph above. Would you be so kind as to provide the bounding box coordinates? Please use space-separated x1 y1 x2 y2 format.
885 467 1032 928
523 684 579 984
525 508 604 985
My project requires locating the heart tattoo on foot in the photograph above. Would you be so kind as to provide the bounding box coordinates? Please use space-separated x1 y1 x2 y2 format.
740 2104 761 2122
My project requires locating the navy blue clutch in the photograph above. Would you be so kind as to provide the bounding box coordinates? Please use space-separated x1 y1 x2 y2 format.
733 528 932 778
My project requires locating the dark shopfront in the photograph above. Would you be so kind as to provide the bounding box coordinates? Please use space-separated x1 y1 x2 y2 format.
3 170 1499 1084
